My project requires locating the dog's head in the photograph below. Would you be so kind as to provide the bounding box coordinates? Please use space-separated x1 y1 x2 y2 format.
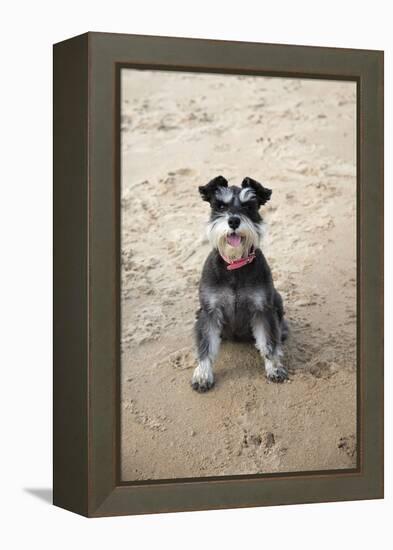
199 176 271 261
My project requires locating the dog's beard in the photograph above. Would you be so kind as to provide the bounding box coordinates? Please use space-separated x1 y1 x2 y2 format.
206 215 264 261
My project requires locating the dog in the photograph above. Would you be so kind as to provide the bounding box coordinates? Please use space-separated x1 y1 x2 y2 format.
192 175 289 392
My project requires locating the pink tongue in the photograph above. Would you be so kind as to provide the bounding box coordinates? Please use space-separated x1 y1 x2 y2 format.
227 234 241 247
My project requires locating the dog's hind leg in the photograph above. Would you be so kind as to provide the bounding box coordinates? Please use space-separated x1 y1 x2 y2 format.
280 318 289 343
251 310 288 383
192 309 222 392
273 289 289 343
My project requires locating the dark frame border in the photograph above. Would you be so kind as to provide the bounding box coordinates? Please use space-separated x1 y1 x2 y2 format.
53 32 383 517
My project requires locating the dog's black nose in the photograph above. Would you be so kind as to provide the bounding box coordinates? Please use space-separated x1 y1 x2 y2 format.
228 216 240 230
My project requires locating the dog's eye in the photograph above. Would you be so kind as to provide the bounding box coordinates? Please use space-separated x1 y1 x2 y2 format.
216 202 226 211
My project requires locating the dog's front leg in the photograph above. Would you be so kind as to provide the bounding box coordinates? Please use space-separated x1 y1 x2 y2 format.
251 310 288 383
192 309 222 392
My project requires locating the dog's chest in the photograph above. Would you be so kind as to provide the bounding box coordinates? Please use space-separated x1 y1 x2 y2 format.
202 285 265 319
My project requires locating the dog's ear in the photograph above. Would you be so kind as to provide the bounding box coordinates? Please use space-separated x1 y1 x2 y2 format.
241 177 272 206
199 175 228 203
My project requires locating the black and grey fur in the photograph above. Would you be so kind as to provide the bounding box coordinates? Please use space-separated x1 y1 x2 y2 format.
192 175 289 392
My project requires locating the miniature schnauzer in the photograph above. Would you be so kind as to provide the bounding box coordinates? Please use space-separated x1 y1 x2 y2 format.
192 175 289 392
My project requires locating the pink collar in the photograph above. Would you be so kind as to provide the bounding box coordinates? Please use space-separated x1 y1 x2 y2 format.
220 247 256 271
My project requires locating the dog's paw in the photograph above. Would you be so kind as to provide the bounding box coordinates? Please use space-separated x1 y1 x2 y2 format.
265 363 288 383
191 365 214 393
191 380 214 392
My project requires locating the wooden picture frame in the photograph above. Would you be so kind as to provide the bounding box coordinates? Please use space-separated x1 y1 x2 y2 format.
53 32 384 517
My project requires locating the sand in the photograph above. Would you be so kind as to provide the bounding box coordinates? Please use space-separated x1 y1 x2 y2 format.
120 70 357 481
